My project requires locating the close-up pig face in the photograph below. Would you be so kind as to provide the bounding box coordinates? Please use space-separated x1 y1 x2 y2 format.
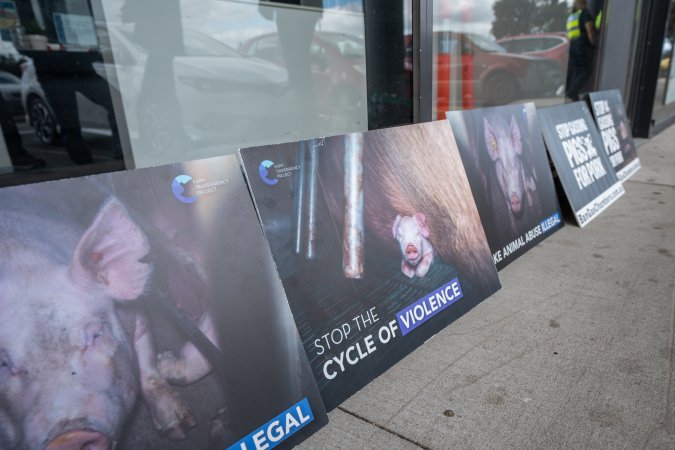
0 200 151 450
484 114 525 216
392 214 430 264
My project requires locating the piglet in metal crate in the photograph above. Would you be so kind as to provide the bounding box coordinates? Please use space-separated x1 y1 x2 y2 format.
392 213 435 278
0 195 194 450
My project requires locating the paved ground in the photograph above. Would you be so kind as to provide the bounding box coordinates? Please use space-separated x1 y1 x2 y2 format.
299 126 675 449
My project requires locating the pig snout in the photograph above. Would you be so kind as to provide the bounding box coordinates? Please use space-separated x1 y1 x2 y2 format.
405 244 420 262
45 430 110 450
500 168 524 217
509 194 522 216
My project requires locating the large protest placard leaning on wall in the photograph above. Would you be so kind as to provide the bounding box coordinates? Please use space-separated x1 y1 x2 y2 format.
239 121 501 410
539 102 625 227
588 89 641 181
0 155 327 450
447 103 564 270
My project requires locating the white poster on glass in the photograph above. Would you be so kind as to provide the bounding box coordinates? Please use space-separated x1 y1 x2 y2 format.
97 0 368 168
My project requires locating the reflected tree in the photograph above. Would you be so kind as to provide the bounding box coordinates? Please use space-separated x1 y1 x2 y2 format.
492 0 568 39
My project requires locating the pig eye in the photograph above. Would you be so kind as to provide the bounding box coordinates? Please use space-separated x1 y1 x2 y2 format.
490 138 497 150
85 322 108 348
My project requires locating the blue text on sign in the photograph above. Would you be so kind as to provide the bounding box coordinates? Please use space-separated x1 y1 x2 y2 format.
540 212 562 234
396 279 463 336
228 398 314 450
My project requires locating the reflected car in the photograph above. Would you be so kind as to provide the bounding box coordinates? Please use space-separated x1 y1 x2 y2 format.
409 32 562 109
239 31 367 115
21 59 59 144
497 33 569 72
106 27 297 157
21 28 293 154
21 58 112 145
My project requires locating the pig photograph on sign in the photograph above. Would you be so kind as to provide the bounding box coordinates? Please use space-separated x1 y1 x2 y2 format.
447 103 564 270
239 121 501 410
539 102 625 228
0 156 327 450
588 89 641 182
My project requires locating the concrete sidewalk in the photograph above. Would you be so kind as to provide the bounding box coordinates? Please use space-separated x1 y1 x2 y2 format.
299 125 675 449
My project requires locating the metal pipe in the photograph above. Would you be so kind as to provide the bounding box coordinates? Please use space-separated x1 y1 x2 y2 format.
342 133 364 278
293 141 306 255
305 140 319 260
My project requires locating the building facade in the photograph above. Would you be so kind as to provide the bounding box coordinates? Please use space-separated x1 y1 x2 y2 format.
0 0 671 187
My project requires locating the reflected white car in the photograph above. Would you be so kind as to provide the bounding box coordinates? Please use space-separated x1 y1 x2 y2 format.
21 27 294 158
101 27 294 161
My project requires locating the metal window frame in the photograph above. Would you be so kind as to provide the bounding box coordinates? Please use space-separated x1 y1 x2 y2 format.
412 0 433 123
628 0 673 137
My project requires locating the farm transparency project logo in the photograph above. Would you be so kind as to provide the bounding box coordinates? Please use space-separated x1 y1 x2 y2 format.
172 174 228 203
172 175 197 203
259 160 278 186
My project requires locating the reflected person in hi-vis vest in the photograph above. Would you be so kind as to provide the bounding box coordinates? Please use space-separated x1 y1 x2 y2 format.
565 0 595 101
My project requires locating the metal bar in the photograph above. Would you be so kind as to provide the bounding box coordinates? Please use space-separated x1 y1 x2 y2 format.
412 0 433 123
342 133 364 279
293 141 306 255
420 0 433 121
305 140 319 260
628 0 668 137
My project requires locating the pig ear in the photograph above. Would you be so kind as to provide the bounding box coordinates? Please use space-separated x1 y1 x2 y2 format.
70 200 151 301
392 214 401 238
415 213 430 238
510 115 522 154
483 117 499 161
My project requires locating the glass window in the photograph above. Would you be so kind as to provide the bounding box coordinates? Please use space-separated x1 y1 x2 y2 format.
500 36 566 53
0 0 124 183
432 0 577 119
0 0 412 183
319 33 365 57
96 0 411 169
248 35 283 62
653 0 675 120
182 31 242 58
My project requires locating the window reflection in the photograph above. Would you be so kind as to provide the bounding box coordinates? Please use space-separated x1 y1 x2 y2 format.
240 30 366 130
654 0 675 120
432 0 575 119
0 0 411 181
0 0 123 184
100 0 370 168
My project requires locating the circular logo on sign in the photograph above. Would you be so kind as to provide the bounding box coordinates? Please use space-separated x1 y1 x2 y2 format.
172 175 198 203
258 160 278 186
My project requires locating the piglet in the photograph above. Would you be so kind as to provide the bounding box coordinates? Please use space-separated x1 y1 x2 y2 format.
392 213 435 278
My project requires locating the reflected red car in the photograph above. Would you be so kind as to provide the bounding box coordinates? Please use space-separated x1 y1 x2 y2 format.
497 33 569 72
406 32 563 116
